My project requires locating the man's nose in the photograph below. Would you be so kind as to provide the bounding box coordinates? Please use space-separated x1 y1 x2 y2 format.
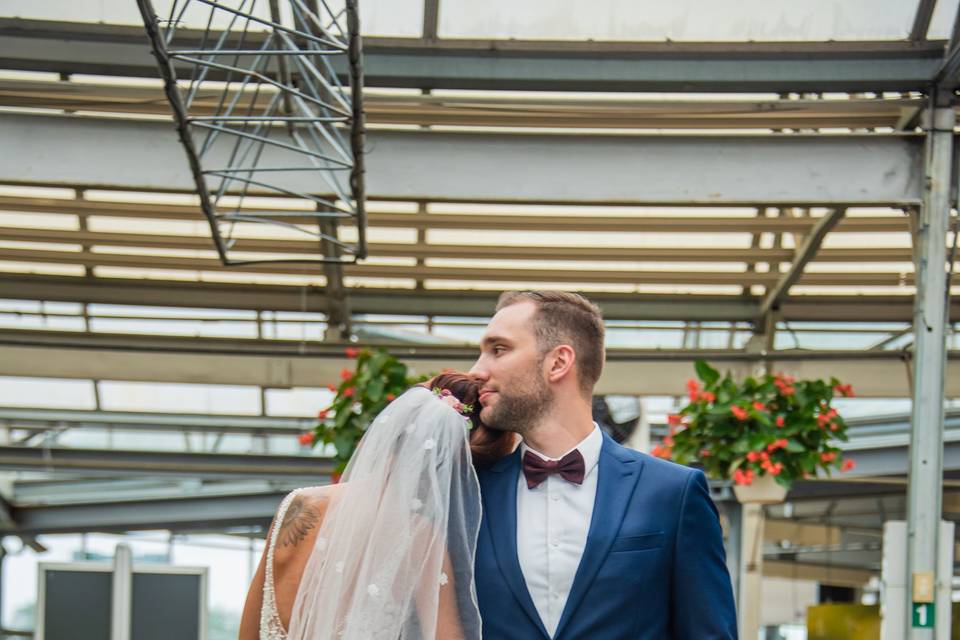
468 358 488 380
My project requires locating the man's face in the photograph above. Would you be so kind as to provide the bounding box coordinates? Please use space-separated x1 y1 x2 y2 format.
469 301 551 434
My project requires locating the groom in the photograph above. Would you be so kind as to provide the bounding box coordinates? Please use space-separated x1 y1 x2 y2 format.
469 291 737 639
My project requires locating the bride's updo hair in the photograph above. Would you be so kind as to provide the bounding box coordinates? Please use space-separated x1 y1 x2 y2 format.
428 372 516 468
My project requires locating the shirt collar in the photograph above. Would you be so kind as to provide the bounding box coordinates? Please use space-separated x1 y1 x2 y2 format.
520 423 603 476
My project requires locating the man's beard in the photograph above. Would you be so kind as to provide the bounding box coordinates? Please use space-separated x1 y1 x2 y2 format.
482 371 551 435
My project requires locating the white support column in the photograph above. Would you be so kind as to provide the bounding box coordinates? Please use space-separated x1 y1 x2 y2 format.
905 97 954 639
111 543 133 640
738 503 765 640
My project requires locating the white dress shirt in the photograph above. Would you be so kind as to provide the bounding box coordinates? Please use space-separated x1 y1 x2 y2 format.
516 425 602 637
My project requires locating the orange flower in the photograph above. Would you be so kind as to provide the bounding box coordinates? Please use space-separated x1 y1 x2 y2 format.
700 391 716 403
343 387 355 398
317 409 329 420
686 379 700 402
731 405 748 421
327 383 337 392
298 432 314 446
699 448 712 458
776 416 786 428
667 413 684 426
340 368 353 381
386 393 396 401
345 346 360 359
841 459 856 472
821 451 837 463
752 401 767 412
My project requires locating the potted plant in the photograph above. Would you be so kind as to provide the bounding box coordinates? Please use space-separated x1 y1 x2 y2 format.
654 360 857 504
298 347 424 477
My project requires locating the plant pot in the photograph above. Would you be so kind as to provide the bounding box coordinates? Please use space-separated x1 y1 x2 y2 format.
733 473 787 504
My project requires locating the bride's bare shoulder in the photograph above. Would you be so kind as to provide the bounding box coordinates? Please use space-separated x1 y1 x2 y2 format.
273 486 331 548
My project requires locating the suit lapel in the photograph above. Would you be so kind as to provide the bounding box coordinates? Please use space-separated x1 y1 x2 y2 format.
553 434 644 639
480 450 551 638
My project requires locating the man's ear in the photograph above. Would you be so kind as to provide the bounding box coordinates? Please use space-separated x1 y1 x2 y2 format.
545 344 576 384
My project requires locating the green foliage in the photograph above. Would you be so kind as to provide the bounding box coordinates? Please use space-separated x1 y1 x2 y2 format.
310 347 426 473
658 360 856 489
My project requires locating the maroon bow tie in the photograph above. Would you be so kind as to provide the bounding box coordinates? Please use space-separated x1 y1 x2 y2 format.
522 449 586 489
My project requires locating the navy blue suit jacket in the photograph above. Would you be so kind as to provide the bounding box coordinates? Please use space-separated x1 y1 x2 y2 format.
475 433 737 639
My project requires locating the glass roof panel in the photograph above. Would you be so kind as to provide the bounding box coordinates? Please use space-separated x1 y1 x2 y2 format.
928 0 959 39
0 0 424 38
439 0 921 42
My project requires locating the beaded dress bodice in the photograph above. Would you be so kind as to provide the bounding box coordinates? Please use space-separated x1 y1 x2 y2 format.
259 489 301 640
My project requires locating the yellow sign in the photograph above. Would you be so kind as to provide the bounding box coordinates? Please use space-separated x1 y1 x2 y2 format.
913 571 935 603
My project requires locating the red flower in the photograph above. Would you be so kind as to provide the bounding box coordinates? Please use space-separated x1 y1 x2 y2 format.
663 435 675 447
731 405 748 421
317 409 329 420
766 462 784 476
752 401 767 412
343 387 355 397
686 379 700 402
651 444 672 459
733 468 755 486
747 451 764 463
821 451 837 463
833 383 855 398
386 393 396 401
829 423 839 432
776 416 785 428
774 378 796 396
345 346 360 359
700 391 716 403
766 439 788 453
699 448 712 458
340 368 353 381
327 383 337 392
298 432 314 446
841 459 856 472
667 414 684 426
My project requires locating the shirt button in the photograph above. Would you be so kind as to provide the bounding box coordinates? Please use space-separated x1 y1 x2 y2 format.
551 494 560 502
551 592 560 599
551 539 560 548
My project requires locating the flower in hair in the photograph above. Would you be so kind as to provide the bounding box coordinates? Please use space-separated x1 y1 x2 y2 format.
432 387 474 416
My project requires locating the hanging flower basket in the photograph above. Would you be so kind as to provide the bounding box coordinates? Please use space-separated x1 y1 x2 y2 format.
297 347 425 474
655 360 857 496
732 472 788 504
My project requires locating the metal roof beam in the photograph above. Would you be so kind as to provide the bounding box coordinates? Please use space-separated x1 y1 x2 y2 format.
0 19 946 93
0 113 925 205
0 328 955 396
911 0 938 42
0 273 949 322
758 208 847 321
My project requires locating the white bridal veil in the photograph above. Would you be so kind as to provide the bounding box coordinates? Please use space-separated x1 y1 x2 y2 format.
286 386 483 640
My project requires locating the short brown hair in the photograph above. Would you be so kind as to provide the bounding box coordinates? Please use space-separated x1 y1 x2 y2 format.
495 290 605 394
429 372 515 467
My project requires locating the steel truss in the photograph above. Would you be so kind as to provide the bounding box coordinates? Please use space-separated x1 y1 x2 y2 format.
137 0 366 265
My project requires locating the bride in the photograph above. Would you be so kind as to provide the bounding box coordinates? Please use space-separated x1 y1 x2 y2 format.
238 374 513 639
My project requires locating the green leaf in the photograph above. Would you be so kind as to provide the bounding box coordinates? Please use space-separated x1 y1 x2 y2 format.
333 429 358 460
366 378 385 403
694 360 720 386
785 439 807 453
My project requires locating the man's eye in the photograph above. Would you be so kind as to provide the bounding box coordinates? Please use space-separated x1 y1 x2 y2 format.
493 346 506 355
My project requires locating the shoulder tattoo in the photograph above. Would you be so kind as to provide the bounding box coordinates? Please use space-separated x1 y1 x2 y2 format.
278 495 320 547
